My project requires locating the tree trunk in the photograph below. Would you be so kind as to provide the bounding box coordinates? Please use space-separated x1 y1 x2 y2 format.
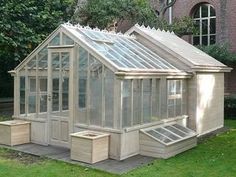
159 0 176 19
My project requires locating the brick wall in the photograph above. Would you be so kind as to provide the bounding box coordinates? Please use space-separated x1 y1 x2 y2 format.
171 0 236 50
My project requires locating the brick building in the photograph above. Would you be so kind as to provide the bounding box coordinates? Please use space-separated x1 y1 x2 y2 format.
157 0 236 94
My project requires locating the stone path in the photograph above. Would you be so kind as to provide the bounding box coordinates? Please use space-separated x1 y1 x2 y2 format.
0 143 155 174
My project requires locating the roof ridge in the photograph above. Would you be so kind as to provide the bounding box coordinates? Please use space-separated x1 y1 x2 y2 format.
134 23 175 35
63 22 135 38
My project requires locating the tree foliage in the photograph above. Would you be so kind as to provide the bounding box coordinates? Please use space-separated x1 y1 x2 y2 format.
72 0 157 29
198 44 236 65
72 0 196 36
0 0 75 97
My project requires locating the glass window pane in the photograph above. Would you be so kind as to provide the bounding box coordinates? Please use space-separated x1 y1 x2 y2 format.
78 47 88 109
210 35 216 45
202 19 208 35
40 78 47 92
168 80 176 95
61 52 69 70
62 78 69 110
38 47 48 69
201 4 208 17
176 98 182 116
193 36 200 45
176 80 181 94
193 8 200 18
143 79 152 123
62 33 74 45
29 78 36 92
168 99 175 118
89 55 102 126
210 6 216 16
133 80 142 125
202 36 208 45
28 95 36 113
52 78 59 112
49 33 60 46
194 20 200 33
167 80 184 118
79 79 86 108
210 18 216 34
27 57 36 70
40 95 47 112
20 76 25 114
104 68 114 128
52 53 60 112
122 80 132 128
152 79 161 121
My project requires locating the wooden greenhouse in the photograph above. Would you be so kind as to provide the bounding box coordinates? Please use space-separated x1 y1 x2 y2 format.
8 23 231 161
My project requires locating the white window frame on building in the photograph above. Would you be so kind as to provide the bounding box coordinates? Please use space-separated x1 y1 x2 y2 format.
192 3 216 46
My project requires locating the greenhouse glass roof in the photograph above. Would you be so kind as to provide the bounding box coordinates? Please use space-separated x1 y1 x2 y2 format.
126 24 227 68
63 23 180 72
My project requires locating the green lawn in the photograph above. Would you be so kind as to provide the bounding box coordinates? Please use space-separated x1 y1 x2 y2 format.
0 118 235 177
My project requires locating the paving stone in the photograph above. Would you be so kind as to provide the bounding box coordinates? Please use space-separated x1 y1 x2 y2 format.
0 143 155 174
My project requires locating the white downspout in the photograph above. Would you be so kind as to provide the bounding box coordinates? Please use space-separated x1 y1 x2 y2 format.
168 0 173 24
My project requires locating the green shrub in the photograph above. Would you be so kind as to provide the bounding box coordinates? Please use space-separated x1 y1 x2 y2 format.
224 96 236 119
198 44 236 65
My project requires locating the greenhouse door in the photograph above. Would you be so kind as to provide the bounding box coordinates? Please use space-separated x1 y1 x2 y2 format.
48 48 72 148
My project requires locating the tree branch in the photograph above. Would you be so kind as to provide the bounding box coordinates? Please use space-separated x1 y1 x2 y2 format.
159 0 176 19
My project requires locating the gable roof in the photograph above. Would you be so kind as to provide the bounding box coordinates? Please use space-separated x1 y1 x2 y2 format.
62 23 184 73
14 23 190 76
126 24 232 72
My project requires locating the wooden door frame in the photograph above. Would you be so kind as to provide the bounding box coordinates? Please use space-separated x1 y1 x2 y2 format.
47 46 75 148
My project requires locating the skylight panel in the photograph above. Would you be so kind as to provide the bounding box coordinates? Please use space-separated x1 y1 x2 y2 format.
79 28 114 43
122 38 177 70
142 124 196 145
103 43 146 69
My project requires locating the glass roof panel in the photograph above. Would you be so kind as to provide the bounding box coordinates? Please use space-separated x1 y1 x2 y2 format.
147 130 172 143
79 29 114 43
172 124 193 134
155 127 180 141
65 25 180 71
122 38 177 69
110 41 151 69
103 43 145 68
116 39 159 69
143 124 196 145
165 125 187 137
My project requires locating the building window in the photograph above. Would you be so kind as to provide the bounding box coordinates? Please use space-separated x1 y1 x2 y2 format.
193 4 216 46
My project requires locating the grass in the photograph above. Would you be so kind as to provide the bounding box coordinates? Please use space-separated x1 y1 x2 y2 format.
0 117 236 177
